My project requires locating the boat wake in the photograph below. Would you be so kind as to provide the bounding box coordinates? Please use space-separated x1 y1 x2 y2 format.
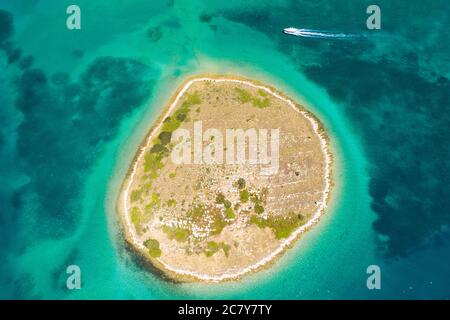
283 27 363 40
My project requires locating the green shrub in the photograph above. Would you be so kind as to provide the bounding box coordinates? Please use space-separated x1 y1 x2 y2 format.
185 91 201 105
205 241 220 257
143 152 164 175
210 211 227 236
250 212 305 239
239 189 250 203
225 207 235 219
161 116 181 132
150 144 168 154
162 225 191 242
204 241 231 257
167 199 177 207
144 239 162 258
130 207 142 228
222 243 231 257
254 204 264 214
175 113 187 121
223 200 232 209
258 89 268 97
130 189 142 202
235 87 252 103
149 192 160 209
236 178 246 189
215 193 226 204
158 131 172 145
253 97 270 108
235 87 270 108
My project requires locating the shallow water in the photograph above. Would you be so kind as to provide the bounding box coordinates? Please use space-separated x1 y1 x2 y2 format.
0 0 449 299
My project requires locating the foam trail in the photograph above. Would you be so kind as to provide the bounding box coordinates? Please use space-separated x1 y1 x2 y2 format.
283 27 364 40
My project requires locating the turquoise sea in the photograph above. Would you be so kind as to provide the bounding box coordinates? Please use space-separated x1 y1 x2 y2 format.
0 0 449 299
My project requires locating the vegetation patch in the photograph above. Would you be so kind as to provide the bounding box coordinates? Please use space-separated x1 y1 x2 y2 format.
142 92 201 182
250 188 268 214
216 192 232 209
166 198 177 207
250 212 306 239
130 207 142 230
208 207 228 236
187 204 227 235
204 241 231 257
258 89 268 97
144 239 162 258
162 225 191 242
225 207 235 219
130 189 143 203
254 204 264 214
149 192 161 208
143 152 164 179
239 189 250 203
158 131 172 145
234 178 246 189
235 87 270 109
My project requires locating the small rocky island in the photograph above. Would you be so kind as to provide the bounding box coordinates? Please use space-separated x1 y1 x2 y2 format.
117 76 332 282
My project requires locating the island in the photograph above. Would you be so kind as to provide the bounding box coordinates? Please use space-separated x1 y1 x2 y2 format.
117 75 333 282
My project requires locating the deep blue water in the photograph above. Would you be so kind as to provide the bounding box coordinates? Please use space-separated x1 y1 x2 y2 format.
0 0 449 299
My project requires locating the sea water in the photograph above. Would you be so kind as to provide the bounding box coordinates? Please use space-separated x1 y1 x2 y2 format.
0 0 449 299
